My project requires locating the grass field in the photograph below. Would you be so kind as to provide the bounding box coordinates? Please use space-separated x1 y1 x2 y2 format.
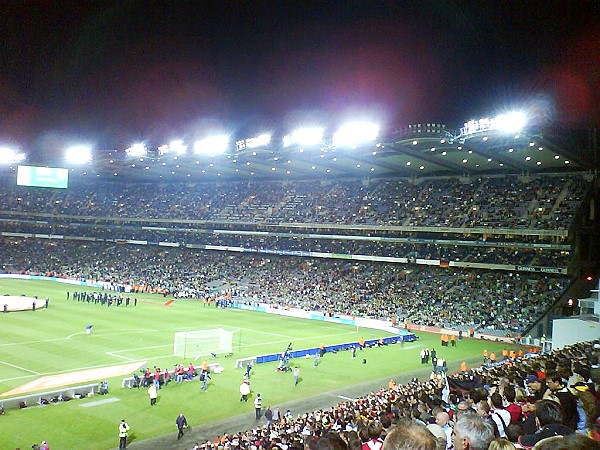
0 279 514 450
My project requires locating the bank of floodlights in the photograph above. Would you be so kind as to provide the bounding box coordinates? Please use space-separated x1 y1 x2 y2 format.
236 133 271 151
65 145 92 164
332 121 379 147
0 147 25 164
125 143 147 157
461 110 528 136
193 135 229 155
282 127 324 147
495 111 527 133
158 140 187 156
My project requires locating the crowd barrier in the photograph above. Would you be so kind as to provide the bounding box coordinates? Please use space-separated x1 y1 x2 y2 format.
0 383 100 410
253 335 414 365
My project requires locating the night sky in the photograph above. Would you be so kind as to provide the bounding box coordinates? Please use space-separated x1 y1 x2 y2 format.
1 0 598 158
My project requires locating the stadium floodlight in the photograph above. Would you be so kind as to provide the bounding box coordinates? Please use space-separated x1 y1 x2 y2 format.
193 135 229 155
282 127 324 147
236 133 271 151
494 111 527 133
65 145 92 164
125 143 147 157
461 110 528 136
158 140 187 156
332 121 379 147
0 147 25 164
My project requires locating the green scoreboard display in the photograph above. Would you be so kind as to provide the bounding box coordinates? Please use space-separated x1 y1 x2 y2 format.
16 165 69 189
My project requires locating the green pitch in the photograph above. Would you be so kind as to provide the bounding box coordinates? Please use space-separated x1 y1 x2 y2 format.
0 279 513 449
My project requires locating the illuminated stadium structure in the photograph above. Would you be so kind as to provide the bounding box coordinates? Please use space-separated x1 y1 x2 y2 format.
0 109 598 338
0 111 596 183
0 110 598 450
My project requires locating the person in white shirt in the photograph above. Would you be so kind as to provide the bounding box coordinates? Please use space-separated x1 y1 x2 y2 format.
489 392 510 438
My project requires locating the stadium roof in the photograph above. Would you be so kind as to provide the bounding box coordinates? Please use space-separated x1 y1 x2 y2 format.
1 123 595 184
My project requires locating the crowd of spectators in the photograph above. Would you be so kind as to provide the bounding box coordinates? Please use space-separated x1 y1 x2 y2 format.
0 173 595 449
0 173 589 229
0 219 571 268
185 340 599 450
0 238 568 334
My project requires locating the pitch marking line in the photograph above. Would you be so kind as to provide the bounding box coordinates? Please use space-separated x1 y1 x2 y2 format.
66 329 160 341
0 360 41 375
66 331 86 339
0 360 147 384
0 329 160 347
106 352 137 362
337 395 356 401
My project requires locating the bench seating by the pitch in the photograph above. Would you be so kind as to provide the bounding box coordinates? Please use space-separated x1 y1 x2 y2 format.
121 363 223 388
0 382 100 410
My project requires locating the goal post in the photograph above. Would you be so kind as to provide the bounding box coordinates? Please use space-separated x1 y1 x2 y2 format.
173 329 234 359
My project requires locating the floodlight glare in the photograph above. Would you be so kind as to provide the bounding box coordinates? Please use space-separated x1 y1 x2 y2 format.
194 135 229 155
461 110 528 136
246 133 271 149
495 111 527 133
283 127 324 147
332 122 379 147
65 145 92 164
236 133 271 151
0 147 25 164
169 140 187 155
126 143 147 157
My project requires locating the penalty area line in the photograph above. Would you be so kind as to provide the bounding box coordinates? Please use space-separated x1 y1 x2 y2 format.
0 360 41 375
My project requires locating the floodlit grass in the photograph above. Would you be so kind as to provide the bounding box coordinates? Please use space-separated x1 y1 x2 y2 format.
0 279 512 449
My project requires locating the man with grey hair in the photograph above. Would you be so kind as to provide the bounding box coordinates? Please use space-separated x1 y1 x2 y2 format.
453 414 495 450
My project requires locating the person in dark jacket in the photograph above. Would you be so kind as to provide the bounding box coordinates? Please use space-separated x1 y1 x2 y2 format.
175 413 188 440
517 400 574 449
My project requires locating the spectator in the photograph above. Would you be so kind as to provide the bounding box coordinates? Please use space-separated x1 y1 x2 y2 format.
382 420 437 450
453 415 495 450
517 400 575 448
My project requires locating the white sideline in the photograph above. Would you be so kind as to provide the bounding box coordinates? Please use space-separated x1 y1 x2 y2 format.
0 360 41 375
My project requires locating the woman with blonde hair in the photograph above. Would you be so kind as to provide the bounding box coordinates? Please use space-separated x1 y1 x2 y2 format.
488 438 516 450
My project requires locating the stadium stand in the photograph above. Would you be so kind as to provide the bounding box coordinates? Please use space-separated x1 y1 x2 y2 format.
184 340 600 450
0 173 589 228
0 169 598 449
0 239 568 334
0 172 592 336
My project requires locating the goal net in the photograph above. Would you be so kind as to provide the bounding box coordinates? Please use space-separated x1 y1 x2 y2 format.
173 329 234 359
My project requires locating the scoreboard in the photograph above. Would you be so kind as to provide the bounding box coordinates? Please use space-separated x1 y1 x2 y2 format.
16 165 69 189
